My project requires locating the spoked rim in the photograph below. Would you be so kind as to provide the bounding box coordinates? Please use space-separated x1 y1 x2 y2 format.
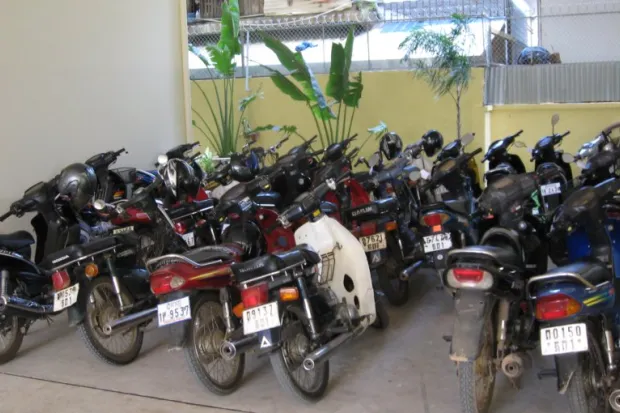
87 282 138 355
280 315 323 393
192 300 240 387
0 316 19 352
474 315 496 412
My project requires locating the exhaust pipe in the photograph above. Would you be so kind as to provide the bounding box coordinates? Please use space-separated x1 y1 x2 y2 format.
609 389 620 412
302 324 364 371
220 333 258 360
501 352 530 379
102 307 158 336
400 260 424 281
0 295 54 315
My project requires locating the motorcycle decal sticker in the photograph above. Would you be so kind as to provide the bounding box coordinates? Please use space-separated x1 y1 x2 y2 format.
0 250 23 259
583 292 613 307
260 335 272 348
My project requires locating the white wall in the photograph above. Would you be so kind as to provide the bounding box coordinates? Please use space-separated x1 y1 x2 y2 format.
541 0 620 63
0 0 188 232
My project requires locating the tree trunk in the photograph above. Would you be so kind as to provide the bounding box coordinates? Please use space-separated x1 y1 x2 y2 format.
456 88 461 139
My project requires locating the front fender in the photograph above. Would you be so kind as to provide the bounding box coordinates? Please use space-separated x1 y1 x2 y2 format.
449 291 492 362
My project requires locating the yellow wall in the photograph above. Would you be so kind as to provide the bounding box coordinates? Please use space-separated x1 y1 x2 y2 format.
488 103 620 173
190 68 487 160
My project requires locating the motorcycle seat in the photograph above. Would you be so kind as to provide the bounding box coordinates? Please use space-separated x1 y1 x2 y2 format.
375 197 399 213
231 244 320 284
544 261 610 286
40 237 119 270
168 199 216 220
447 245 523 270
0 231 35 251
183 245 241 265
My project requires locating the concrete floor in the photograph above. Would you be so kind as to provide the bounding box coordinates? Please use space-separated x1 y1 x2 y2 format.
0 272 568 413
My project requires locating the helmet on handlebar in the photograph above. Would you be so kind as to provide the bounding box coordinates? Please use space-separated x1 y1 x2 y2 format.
160 158 201 201
229 152 259 182
57 163 97 210
422 130 444 157
379 132 403 160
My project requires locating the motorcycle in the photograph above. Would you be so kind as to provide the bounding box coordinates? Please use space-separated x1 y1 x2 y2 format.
219 173 388 402
482 129 527 185
435 134 483 197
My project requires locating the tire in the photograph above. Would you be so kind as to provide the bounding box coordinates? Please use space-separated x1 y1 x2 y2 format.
269 312 329 403
184 293 245 395
78 276 144 365
457 312 496 413
0 316 24 364
371 293 390 330
376 234 409 306
565 331 608 413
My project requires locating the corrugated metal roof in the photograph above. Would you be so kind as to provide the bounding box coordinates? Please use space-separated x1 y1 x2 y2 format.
485 62 620 105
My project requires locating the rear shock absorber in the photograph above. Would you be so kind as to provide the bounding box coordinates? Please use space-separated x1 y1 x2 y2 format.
0 269 8 297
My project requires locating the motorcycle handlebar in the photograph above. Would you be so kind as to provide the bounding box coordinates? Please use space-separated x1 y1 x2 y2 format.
114 148 127 156
420 148 481 193
0 211 11 222
558 130 571 139
602 122 620 136
276 136 290 149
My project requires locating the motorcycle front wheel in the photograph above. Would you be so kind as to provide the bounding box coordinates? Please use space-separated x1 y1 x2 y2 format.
78 276 144 365
457 312 496 413
270 311 329 403
565 331 608 413
376 233 409 306
0 315 24 364
184 293 245 395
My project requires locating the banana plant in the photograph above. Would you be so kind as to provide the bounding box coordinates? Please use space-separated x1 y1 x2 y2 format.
189 0 260 156
259 28 364 149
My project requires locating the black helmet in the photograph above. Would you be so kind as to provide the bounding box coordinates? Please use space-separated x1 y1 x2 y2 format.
422 130 444 157
228 153 258 183
379 132 403 160
517 46 551 65
160 158 201 201
57 163 97 210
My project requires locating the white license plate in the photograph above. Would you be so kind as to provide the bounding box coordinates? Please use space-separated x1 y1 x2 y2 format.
53 284 79 312
157 296 191 327
359 232 387 252
423 233 453 253
182 231 195 247
113 226 134 235
540 323 588 356
243 302 280 335
541 183 561 197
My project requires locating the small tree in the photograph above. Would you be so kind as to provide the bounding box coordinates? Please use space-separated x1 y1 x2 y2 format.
399 14 472 138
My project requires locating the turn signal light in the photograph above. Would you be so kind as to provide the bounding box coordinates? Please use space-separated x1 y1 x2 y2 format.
232 302 244 318
241 283 268 309
51 270 71 291
446 267 494 290
84 263 99 278
279 287 299 302
535 294 582 321
385 221 398 232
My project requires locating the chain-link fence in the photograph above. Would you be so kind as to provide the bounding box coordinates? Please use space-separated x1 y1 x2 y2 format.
187 0 620 80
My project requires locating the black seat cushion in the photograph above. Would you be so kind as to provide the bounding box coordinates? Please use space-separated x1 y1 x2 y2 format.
0 231 35 251
231 245 320 284
40 237 118 269
546 261 610 286
375 197 398 214
447 245 523 269
184 245 240 264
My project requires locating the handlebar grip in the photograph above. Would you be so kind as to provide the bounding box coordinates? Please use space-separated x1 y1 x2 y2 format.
0 211 11 222
560 131 571 139
514 129 524 138
191 141 200 147
115 148 126 156
470 148 483 157
304 135 318 147
312 149 325 157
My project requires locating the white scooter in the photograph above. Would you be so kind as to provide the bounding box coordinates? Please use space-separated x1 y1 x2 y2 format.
219 173 388 402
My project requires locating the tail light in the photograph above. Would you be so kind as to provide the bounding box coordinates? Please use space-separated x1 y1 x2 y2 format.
360 221 377 237
174 221 188 235
51 270 71 291
241 283 268 309
446 267 494 290
535 294 582 321
422 212 449 227
151 275 187 296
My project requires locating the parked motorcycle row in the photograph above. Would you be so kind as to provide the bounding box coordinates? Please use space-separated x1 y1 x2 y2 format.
1 116 620 411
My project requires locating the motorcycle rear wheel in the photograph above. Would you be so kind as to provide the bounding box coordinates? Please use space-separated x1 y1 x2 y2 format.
565 331 608 413
270 312 329 403
184 293 245 395
376 234 408 306
457 312 496 413
0 315 24 364
78 276 144 365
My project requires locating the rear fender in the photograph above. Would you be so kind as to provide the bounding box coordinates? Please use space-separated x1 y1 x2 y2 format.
450 291 493 362
554 351 581 393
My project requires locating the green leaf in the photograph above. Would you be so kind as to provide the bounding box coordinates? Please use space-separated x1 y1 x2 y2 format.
249 124 298 134
218 0 241 56
293 54 335 118
326 43 346 101
188 44 210 67
238 91 262 112
206 45 235 77
368 121 388 135
343 28 355 77
260 32 303 74
260 65 309 102
343 72 363 107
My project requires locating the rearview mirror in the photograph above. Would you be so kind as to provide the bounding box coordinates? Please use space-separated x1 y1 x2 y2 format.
368 152 381 168
93 200 106 211
562 152 575 163
460 132 475 146
551 114 560 127
513 141 526 148
408 169 422 182
157 154 168 166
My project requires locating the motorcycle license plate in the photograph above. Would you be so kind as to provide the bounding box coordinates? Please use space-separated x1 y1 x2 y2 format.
540 183 561 197
113 226 134 235
359 232 387 252
53 284 80 312
243 302 280 335
157 296 191 327
423 233 453 253
540 323 588 356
